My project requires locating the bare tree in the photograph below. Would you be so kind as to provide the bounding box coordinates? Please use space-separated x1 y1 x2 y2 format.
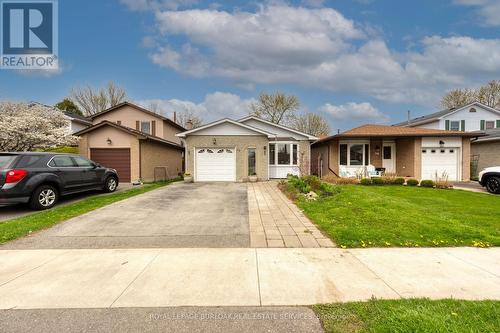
440 88 477 109
292 113 330 137
477 80 500 109
70 81 127 116
250 91 300 125
440 80 500 109
176 108 203 128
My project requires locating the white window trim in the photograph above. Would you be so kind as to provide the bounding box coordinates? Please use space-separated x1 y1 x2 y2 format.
140 121 151 134
485 120 495 130
449 120 460 131
339 141 370 167
268 142 299 166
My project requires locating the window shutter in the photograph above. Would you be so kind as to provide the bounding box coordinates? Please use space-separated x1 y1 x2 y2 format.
460 120 465 132
445 120 450 131
136 121 140 130
152 120 156 136
480 120 485 130
496 120 500 128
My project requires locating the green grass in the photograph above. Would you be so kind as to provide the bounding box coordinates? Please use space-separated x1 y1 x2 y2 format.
313 299 500 333
36 146 79 154
0 179 179 244
296 185 500 248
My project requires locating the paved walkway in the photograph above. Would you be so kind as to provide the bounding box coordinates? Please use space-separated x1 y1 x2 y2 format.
248 182 335 248
0 247 498 309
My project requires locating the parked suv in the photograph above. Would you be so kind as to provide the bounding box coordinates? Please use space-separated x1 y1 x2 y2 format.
0 152 119 210
478 166 500 194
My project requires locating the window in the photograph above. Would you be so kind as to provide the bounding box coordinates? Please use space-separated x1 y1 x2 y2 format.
0 155 16 168
364 144 369 166
450 149 454 153
339 144 348 166
486 121 495 130
117 120 121 125
49 156 75 167
422 149 427 153
140 121 151 134
73 156 94 168
269 144 275 165
17 155 42 168
469 108 476 112
349 144 363 166
248 148 256 176
383 146 392 159
277 143 290 165
449 121 460 131
292 144 298 165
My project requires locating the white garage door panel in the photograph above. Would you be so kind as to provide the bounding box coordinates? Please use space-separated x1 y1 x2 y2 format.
196 148 236 181
421 148 459 181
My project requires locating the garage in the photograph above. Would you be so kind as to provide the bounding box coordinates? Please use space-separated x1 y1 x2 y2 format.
195 148 236 181
90 148 131 182
421 147 459 181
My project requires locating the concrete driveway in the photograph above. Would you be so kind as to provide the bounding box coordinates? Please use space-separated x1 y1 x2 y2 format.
1 182 249 249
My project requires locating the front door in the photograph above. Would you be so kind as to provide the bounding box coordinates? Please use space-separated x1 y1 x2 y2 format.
382 143 396 173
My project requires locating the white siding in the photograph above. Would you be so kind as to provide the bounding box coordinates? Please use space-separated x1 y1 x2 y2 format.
241 119 309 140
189 122 266 136
440 105 500 131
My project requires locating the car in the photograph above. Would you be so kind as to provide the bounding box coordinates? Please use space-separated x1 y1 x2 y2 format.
478 166 500 194
0 152 119 210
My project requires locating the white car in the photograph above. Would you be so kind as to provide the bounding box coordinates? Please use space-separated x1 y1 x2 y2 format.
478 167 500 194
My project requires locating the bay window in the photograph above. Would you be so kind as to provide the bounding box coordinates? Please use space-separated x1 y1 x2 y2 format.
339 142 370 166
269 143 299 166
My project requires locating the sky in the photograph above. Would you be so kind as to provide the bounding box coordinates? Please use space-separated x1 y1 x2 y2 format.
1 0 499 132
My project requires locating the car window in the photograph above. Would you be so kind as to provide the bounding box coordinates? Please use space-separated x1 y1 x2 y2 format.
72 156 94 168
16 155 44 168
0 155 17 168
49 156 75 167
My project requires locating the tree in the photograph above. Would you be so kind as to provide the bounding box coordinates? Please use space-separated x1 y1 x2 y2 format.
250 91 300 125
70 81 127 116
292 113 330 137
0 102 76 151
55 98 83 116
440 80 500 109
440 88 477 109
176 108 203 129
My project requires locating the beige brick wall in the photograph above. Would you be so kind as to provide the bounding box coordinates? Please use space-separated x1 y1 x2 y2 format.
311 143 327 176
298 140 312 176
369 139 383 168
462 137 471 181
185 135 269 181
78 134 89 158
471 140 500 176
396 138 418 178
140 141 183 182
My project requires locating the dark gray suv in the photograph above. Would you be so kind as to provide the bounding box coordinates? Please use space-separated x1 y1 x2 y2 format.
0 152 119 210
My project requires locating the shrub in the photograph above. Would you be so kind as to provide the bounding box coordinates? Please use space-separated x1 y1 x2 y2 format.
323 176 359 185
392 177 405 185
406 179 419 186
420 180 435 188
434 171 452 189
371 177 384 185
360 178 372 185
319 182 340 197
288 177 311 194
302 175 322 192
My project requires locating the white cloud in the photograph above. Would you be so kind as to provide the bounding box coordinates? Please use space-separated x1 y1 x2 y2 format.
319 102 389 122
138 91 256 122
453 0 500 26
137 3 500 107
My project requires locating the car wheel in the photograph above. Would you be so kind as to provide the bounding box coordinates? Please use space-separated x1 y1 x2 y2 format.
104 176 118 193
485 176 500 194
30 185 58 210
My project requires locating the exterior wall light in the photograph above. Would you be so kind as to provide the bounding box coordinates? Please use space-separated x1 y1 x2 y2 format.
212 138 217 145
106 138 112 145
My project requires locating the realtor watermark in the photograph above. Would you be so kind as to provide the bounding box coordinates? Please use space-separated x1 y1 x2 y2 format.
1 0 58 69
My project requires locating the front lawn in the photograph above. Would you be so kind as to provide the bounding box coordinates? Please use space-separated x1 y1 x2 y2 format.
313 299 500 333
294 184 500 248
0 179 179 244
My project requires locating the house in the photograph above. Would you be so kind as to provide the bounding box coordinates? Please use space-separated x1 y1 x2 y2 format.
395 101 500 175
75 102 185 183
394 102 500 131
311 124 481 182
63 111 92 133
176 117 317 182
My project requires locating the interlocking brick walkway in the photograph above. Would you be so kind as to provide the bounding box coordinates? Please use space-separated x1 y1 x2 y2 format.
248 182 335 248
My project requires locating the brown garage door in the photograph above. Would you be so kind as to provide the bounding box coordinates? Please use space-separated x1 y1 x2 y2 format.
90 148 131 182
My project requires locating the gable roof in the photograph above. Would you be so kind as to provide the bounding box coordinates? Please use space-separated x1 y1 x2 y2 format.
314 124 483 145
88 102 186 131
74 120 184 150
238 116 318 140
176 118 276 138
473 128 500 143
394 102 500 127
63 111 92 125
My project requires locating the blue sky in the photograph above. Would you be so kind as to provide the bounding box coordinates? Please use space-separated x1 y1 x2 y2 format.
1 0 499 131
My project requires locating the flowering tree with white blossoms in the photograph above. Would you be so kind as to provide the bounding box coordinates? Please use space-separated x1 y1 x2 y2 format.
0 102 76 151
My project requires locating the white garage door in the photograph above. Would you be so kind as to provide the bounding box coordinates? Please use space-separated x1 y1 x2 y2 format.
421 148 459 181
195 148 236 181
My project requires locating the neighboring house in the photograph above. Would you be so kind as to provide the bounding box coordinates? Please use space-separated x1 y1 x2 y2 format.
395 101 500 174
176 117 317 182
311 124 480 181
63 111 92 134
394 102 500 131
75 102 185 183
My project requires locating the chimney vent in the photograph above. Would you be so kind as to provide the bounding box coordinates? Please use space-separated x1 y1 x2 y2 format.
173 111 177 123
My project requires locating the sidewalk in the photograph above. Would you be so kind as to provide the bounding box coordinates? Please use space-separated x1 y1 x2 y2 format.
0 247 498 309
